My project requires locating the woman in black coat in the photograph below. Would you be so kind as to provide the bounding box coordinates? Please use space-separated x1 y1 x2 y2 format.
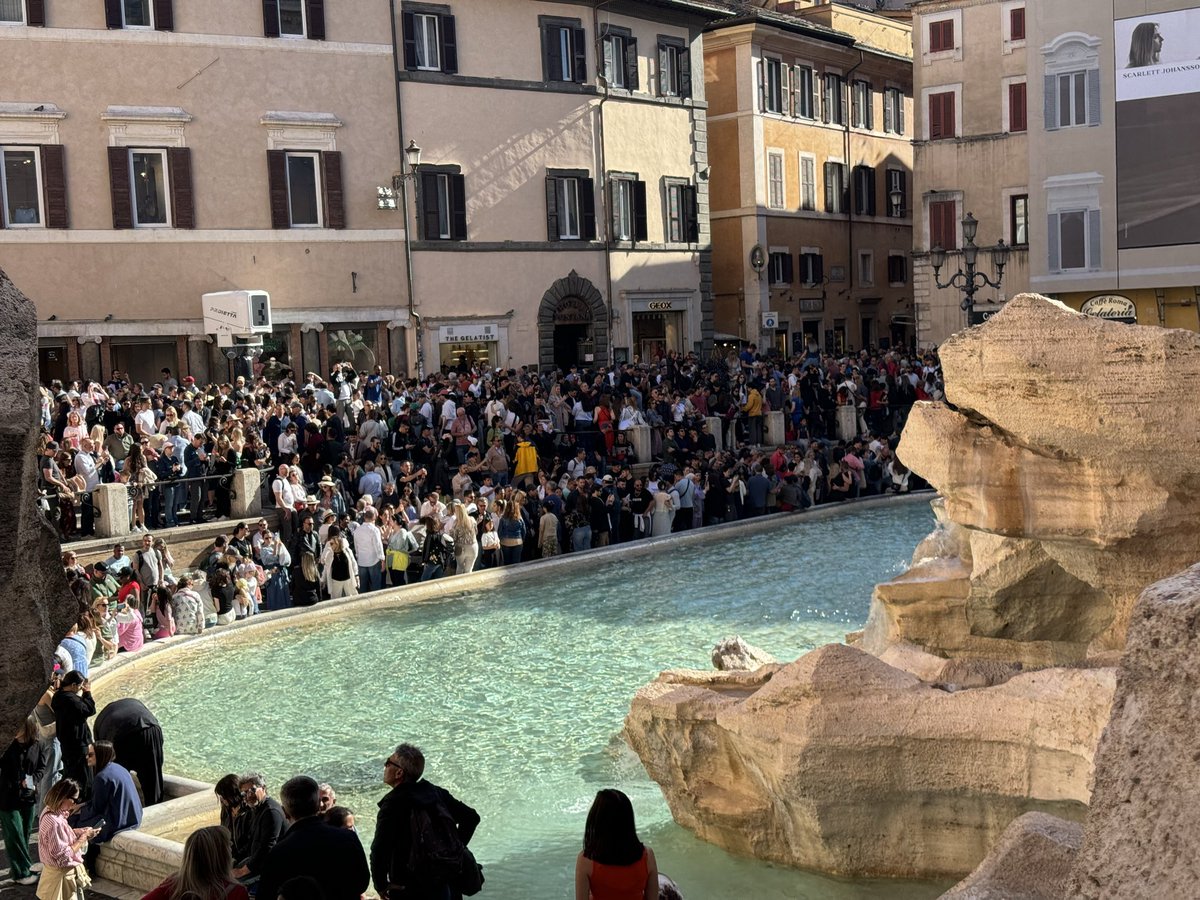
51 671 96 798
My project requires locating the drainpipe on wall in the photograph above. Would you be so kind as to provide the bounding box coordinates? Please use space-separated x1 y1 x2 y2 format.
593 1 616 365
844 49 865 345
390 0 425 379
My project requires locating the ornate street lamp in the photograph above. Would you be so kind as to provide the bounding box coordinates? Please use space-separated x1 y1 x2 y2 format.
930 212 1009 316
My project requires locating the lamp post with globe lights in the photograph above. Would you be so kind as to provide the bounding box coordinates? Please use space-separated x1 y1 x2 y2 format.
928 211 1010 320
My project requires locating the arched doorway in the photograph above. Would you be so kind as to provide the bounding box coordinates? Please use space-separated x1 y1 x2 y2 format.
537 271 608 371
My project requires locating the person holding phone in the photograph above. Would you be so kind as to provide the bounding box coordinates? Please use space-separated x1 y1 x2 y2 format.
36 778 99 897
70 740 143 875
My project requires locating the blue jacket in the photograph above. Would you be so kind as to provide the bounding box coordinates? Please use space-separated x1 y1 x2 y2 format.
73 762 142 842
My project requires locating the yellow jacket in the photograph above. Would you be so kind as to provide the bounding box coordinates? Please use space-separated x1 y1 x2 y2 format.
514 440 538 478
742 389 763 417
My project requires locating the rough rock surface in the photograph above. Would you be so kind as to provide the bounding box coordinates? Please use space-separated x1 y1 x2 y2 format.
940 812 1082 900
0 267 77 741
1064 563 1200 898
885 294 1200 660
624 643 1112 878
711 635 776 671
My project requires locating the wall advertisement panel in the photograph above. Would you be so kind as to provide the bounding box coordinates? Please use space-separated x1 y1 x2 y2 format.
1115 7 1200 249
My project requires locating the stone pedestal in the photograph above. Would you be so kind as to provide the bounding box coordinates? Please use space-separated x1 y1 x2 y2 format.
705 416 724 452
95 482 130 539
627 425 651 464
765 411 786 448
231 468 262 519
837 405 858 441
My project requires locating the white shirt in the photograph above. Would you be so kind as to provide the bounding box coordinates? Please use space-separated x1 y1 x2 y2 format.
135 409 156 438
352 522 385 567
74 451 100 491
273 475 296 510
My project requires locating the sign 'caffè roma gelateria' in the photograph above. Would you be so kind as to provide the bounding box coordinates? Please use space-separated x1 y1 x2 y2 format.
1080 294 1137 323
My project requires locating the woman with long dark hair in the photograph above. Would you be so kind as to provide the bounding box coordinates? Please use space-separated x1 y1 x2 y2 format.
141 824 249 900
1128 21 1163 67
0 714 47 884
574 788 658 900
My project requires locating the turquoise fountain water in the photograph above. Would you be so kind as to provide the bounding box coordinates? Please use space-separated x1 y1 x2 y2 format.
102 501 950 898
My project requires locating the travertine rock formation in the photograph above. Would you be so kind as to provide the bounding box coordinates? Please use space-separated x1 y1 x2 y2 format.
625 643 1112 878
943 563 1200 899
0 267 77 741
711 635 776 671
1064 563 1200 897
940 812 1083 900
878 294 1200 662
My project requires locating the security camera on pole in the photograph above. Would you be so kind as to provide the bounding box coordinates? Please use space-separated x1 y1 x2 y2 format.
202 290 273 380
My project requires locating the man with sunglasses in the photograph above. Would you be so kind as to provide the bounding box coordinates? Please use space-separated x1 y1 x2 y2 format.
232 772 287 884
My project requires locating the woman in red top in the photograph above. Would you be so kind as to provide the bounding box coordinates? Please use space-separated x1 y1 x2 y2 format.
141 824 248 900
574 789 659 900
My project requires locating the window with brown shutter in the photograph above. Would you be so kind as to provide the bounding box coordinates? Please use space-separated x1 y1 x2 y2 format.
267 149 289 228
153 0 173 31
40 144 69 229
306 0 324 40
263 0 280 37
1008 82 1027 132
929 19 954 53
168 147 193 228
1010 7 1025 42
929 199 957 251
929 90 955 139
108 147 133 229
321 150 344 229
26 0 46 26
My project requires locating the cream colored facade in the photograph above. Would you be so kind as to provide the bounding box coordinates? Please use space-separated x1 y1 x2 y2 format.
1 1 409 385
910 0 1031 348
705 3 916 357
400 0 723 372
1 0 725 386
1029 0 1200 329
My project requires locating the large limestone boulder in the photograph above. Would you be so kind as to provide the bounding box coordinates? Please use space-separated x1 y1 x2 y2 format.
625 643 1114 878
1064 562 1200 897
940 812 1083 900
711 635 776 671
0 267 77 741
943 563 1200 899
882 294 1200 661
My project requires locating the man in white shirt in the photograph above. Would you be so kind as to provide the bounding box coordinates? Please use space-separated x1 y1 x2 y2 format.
353 508 386 593
73 438 101 536
134 398 157 441
418 491 446 522
272 463 297 545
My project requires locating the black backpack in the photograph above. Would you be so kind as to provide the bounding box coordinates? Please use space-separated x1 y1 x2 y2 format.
330 549 351 582
407 796 484 896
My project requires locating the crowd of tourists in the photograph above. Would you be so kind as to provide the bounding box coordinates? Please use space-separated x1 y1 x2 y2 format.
36 345 936 546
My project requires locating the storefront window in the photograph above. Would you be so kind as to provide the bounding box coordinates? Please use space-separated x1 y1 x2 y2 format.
439 341 495 371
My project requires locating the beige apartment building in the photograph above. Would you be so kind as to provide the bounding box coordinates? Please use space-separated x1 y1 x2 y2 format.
398 0 725 372
912 0 1200 347
1028 0 1200 329
705 1 916 357
910 0 1031 347
1 0 408 385
1 0 726 386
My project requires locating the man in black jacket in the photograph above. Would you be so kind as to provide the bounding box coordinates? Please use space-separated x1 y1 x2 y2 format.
370 743 479 900
233 773 287 883
257 776 369 900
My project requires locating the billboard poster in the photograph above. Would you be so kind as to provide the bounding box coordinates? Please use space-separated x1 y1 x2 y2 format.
1115 7 1200 249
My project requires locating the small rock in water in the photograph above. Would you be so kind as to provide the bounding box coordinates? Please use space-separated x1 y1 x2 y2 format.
712 636 777 671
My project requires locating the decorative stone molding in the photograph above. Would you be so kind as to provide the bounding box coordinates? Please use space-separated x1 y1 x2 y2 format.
0 102 66 144
101 106 192 148
299 321 325 333
260 111 342 152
